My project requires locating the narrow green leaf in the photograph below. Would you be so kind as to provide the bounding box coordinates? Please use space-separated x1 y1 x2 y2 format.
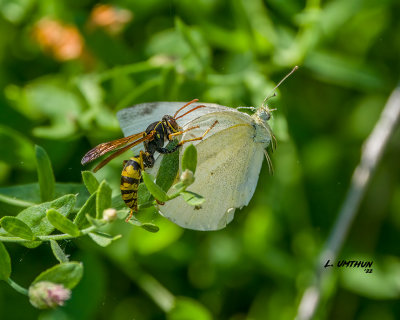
182 144 197 174
127 218 142 227
88 232 121 247
96 180 112 219
168 297 212 320
181 191 205 206
141 223 160 233
175 17 207 68
50 240 69 263
46 209 80 237
0 242 11 280
0 217 35 240
160 66 178 100
73 192 97 228
32 262 83 289
156 140 180 192
85 214 106 228
0 193 35 208
35 145 55 202
142 172 169 202
82 171 100 194
17 194 76 238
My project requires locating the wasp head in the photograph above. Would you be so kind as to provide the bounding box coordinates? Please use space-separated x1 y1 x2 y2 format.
163 115 180 133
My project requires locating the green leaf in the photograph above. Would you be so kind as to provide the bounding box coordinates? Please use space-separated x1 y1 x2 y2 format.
35 145 55 202
167 297 212 320
182 144 197 174
46 209 81 237
141 223 160 233
160 66 178 100
155 140 180 192
181 191 205 206
175 17 207 69
16 194 76 237
0 216 35 240
82 171 100 194
50 240 69 263
0 125 35 170
86 214 106 228
88 232 121 247
74 192 97 228
32 262 83 289
142 172 169 202
96 180 112 219
0 182 87 216
0 242 11 280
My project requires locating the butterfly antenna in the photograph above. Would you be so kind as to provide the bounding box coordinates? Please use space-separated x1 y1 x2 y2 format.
263 66 299 107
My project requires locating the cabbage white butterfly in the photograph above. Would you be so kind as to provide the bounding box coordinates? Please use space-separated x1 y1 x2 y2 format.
117 67 297 230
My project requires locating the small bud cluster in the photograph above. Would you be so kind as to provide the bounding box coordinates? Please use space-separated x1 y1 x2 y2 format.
29 281 71 309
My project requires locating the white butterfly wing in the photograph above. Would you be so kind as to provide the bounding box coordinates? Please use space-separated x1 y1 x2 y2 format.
159 113 266 231
117 101 233 155
117 102 233 136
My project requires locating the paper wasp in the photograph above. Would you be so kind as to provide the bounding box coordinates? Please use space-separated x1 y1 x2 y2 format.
81 99 218 221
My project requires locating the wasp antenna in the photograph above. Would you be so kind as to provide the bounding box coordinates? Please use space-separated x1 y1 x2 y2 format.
175 104 207 120
263 66 298 107
173 99 199 118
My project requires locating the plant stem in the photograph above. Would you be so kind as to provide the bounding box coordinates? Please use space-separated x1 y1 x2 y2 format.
0 225 98 243
296 84 400 320
7 278 29 296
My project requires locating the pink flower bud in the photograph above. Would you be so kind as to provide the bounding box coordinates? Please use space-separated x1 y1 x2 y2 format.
29 281 71 309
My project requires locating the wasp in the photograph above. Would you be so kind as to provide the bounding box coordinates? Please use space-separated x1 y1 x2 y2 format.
81 99 218 221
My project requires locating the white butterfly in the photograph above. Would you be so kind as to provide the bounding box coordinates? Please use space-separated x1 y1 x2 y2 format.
117 101 274 231
117 68 297 231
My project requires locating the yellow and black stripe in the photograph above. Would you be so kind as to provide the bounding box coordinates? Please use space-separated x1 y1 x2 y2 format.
120 155 143 221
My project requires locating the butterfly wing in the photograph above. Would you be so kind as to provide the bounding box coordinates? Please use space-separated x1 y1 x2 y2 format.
117 101 234 155
158 112 267 230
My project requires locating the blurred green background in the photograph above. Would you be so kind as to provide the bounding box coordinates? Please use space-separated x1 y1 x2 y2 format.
1 0 400 319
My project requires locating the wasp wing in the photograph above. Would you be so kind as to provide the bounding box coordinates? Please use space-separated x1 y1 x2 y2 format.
81 132 145 165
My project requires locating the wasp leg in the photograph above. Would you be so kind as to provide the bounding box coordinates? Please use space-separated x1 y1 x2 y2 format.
125 209 134 222
168 125 200 140
155 199 165 206
177 120 218 146
158 121 218 154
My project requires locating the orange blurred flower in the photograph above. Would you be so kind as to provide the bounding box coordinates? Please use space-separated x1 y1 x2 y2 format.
33 18 84 61
88 4 133 35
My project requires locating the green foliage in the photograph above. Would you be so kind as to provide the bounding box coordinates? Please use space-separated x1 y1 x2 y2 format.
82 171 100 195
142 172 169 202
0 216 35 240
35 145 55 202
96 181 112 219
181 144 197 174
0 0 399 319
0 242 11 280
46 209 81 237
180 191 204 207
32 262 83 290
49 240 69 263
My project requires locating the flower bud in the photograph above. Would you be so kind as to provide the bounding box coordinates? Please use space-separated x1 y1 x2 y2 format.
180 169 194 186
103 208 117 222
29 281 71 309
